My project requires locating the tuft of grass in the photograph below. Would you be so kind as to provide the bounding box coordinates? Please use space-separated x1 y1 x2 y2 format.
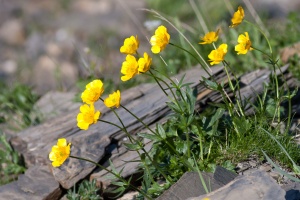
0 81 40 185
67 179 102 200
0 81 40 130
0 132 26 185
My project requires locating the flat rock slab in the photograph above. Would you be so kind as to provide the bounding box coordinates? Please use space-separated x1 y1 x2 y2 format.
0 165 61 200
187 170 286 200
7 65 296 196
282 180 300 200
157 166 237 200
10 66 224 189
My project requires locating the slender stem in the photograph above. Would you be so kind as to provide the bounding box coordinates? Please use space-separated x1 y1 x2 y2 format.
151 68 187 105
146 69 185 114
251 46 271 59
223 60 244 117
169 42 213 77
100 99 173 183
244 20 273 58
248 46 280 122
119 103 181 160
120 104 155 135
98 119 124 131
110 108 165 184
69 155 152 199
148 69 169 97
185 128 191 158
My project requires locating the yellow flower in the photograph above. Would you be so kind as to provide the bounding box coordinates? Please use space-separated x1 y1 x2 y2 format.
199 29 219 44
138 52 152 73
230 6 245 27
208 43 228 65
121 55 139 81
120 35 139 55
104 90 121 108
81 80 104 104
77 104 100 130
49 138 71 167
235 32 253 55
150 25 170 54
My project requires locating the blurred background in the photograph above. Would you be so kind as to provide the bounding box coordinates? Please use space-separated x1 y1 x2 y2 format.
0 0 299 95
0 0 299 132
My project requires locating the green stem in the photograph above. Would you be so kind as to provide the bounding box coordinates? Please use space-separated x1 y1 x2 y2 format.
146 69 185 114
169 42 213 77
111 108 170 180
100 99 173 184
223 60 244 117
69 155 152 199
250 46 280 122
244 20 273 58
151 68 187 105
251 46 271 59
185 128 191 158
148 70 169 97
119 103 184 163
99 119 124 131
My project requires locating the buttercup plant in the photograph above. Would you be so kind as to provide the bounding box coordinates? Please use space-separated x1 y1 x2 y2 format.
49 4 299 199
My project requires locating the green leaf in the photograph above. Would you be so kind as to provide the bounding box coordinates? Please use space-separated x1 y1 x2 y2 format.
176 141 188 154
201 77 219 90
293 164 300 175
233 117 251 134
166 127 178 137
110 186 126 198
123 142 142 151
156 124 166 139
166 101 182 113
111 181 126 187
202 108 224 132
138 132 162 142
262 150 300 182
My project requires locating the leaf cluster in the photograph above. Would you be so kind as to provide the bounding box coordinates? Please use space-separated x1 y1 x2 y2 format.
67 179 102 200
0 133 26 185
0 81 40 129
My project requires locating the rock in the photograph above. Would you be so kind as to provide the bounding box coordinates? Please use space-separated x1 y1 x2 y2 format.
0 165 62 200
35 91 81 121
117 191 139 200
32 56 78 95
25 33 45 61
250 0 300 19
157 166 238 200
32 56 57 95
10 67 223 190
282 180 300 200
0 59 18 78
0 19 25 46
60 62 78 91
280 42 300 63
187 170 286 200
72 0 112 15
46 42 62 58
259 163 273 172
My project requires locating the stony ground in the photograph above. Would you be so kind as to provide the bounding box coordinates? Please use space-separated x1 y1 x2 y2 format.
1 0 300 199
0 0 300 97
0 0 149 96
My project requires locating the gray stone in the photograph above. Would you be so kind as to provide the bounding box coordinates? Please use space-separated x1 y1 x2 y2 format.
188 170 286 200
0 19 25 46
32 56 78 95
157 166 237 200
282 180 300 200
0 165 61 200
35 91 81 121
